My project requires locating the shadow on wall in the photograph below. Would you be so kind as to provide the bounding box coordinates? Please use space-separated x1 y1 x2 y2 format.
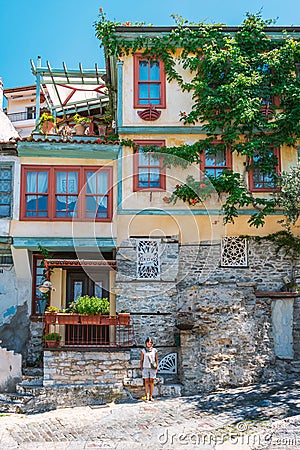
0 303 29 358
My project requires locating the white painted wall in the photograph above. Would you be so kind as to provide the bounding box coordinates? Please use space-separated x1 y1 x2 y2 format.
0 344 22 392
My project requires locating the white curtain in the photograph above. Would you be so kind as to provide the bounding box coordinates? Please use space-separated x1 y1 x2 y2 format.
26 171 48 193
86 171 108 195
56 172 78 193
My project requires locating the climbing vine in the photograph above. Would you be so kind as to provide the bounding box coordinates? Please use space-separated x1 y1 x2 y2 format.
95 10 300 229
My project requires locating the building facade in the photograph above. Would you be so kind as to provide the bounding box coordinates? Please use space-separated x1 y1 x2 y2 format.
1 21 300 398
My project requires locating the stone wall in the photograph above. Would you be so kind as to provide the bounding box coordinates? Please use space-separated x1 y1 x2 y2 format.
43 349 131 389
178 282 277 394
116 237 178 351
116 237 299 394
177 240 292 292
27 320 44 366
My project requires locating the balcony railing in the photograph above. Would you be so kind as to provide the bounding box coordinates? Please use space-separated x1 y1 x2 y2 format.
43 313 136 348
7 111 36 122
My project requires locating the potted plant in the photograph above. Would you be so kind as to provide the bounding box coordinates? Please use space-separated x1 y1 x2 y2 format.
44 305 60 324
35 112 56 135
96 111 113 136
43 332 61 348
70 295 110 324
73 113 91 135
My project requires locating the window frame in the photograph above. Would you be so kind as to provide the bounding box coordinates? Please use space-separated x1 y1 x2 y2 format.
133 54 166 109
20 165 113 222
0 164 13 219
133 140 166 192
31 253 48 316
200 142 232 177
248 148 280 192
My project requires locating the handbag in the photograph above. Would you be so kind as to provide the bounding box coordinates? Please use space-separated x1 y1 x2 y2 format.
147 354 157 370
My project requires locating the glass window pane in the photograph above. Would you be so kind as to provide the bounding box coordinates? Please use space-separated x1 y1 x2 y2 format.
205 152 216 166
96 197 108 217
139 60 149 80
139 84 148 100
215 150 226 166
86 171 108 194
205 168 215 177
74 281 83 301
56 172 78 194
149 169 160 187
138 151 149 165
26 195 36 211
26 172 36 192
215 168 224 177
0 205 10 216
94 282 103 298
149 154 160 166
150 61 160 80
138 168 148 182
37 172 48 193
150 84 160 100
38 195 48 211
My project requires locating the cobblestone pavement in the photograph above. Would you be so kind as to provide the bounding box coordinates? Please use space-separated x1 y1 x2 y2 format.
0 380 300 450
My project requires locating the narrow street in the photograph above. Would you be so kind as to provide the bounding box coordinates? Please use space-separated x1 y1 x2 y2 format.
1 380 300 449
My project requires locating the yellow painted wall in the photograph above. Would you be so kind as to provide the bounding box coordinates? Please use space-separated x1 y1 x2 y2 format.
120 52 197 127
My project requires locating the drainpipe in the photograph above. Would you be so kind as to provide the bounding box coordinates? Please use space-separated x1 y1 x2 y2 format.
0 77 3 110
35 56 42 126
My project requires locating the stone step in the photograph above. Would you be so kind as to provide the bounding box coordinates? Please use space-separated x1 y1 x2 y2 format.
22 367 43 377
20 375 43 385
16 379 43 394
123 376 164 388
123 376 181 398
160 383 182 398
0 392 34 413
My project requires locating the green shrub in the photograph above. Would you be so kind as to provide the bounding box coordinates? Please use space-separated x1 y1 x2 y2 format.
70 296 110 315
44 332 61 341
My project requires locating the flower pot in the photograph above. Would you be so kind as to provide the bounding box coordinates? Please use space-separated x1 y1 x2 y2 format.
98 125 107 136
42 121 55 135
175 312 194 330
175 322 194 331
100 315 118 325
118 313 130 326
44 312 57 324
74 123 86 135
56 313 80 325
45 340 59 348
79 314 101 325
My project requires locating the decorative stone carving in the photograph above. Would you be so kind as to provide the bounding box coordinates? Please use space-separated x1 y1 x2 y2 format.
136 239 160 280
137 105 161 121
158 353 177 374
221 237 248 267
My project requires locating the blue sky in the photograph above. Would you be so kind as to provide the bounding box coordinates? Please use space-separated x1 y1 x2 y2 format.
0 0 300 90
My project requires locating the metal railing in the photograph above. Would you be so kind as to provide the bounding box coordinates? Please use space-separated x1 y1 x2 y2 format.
7 112 36 122
43 313 136 348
